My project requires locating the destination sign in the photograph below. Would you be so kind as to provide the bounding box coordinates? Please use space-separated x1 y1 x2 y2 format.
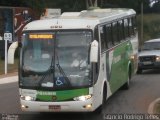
29 34 54 39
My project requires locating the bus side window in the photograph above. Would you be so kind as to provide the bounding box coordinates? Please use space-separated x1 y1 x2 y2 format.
128 18 134 36
103 25 108 49
106 24 113 48
118 20 125 41
124 19 129 39
132 16 137 35
94 26 99 41
112 21 119 45
100 26 107 52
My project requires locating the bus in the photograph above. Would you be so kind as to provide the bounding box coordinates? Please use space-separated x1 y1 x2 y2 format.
9 8 138 113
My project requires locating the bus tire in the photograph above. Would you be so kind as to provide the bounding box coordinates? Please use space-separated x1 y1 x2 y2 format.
94 84 107 114
123 66 131 90
123 75 130 90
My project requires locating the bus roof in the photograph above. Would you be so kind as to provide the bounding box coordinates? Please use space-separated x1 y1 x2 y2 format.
23 8 136 31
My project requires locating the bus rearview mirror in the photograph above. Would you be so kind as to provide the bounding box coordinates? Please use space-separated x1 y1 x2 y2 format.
90 40 98 63
8 41 18 64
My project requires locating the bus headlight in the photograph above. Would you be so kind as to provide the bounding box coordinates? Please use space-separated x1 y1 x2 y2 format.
156 56 160 62
20 95 35 101
73 95 92 101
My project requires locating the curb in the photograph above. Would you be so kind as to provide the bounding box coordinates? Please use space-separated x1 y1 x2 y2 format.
148 98 160 114
0 75 18 84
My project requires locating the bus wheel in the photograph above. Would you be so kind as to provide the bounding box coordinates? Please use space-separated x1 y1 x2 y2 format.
95 85 107 114
122 68 131 90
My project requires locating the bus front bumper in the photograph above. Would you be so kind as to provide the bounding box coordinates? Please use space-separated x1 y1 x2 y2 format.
20 99 94 112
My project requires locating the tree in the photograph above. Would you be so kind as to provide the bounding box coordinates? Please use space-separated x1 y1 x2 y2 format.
0 0 22 6
0 0 46 17
151 1 160 13
0 0 153 14
101 0 150 13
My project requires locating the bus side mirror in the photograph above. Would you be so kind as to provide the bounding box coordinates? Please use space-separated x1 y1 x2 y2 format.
8 41 18 64
90 40 98 63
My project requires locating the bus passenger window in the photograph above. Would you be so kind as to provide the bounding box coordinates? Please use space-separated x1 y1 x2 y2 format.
118 20 125 41
103 25 108 49
100 26 105 52
132 16 137 35
112 22 119 44
128 18 134 36
124 19 129 38
100 26 107 52
94 26 99 41
106 24 113 48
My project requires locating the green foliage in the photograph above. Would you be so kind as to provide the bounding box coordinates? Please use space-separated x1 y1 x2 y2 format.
151 2 160 13
46 0 86 12
137 14 160 43
0 0 152 13
0 0 20 6
20 0 45 17
102 0 150 13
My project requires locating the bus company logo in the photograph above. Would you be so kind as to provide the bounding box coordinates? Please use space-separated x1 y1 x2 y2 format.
52 96 57 101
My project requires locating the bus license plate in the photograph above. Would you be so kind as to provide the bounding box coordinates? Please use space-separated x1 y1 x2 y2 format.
49 105 61 111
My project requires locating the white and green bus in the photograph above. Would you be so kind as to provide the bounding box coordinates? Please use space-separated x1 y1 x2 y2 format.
9 8 138 112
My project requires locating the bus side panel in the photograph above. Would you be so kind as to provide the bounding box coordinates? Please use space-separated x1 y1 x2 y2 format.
90 35 138 110
91 47 118 110
92 53 109 110
106 41 131 94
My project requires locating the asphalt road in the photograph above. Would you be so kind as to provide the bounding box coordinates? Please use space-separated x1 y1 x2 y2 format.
0 69 160 120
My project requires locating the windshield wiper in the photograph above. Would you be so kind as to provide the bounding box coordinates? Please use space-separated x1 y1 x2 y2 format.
55 51 72 87
56 63 72 86
38 51 72 87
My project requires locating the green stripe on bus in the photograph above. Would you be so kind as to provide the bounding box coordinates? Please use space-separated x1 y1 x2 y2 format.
108 41 133 93
37 88 89 101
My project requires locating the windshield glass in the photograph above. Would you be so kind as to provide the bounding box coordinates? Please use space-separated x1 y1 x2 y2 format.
20 30 92 89
142 42 160 51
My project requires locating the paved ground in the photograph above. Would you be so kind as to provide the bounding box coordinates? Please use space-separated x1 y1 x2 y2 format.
0 72 159 115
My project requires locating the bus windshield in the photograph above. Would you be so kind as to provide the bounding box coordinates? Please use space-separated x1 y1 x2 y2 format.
20 30 92 89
